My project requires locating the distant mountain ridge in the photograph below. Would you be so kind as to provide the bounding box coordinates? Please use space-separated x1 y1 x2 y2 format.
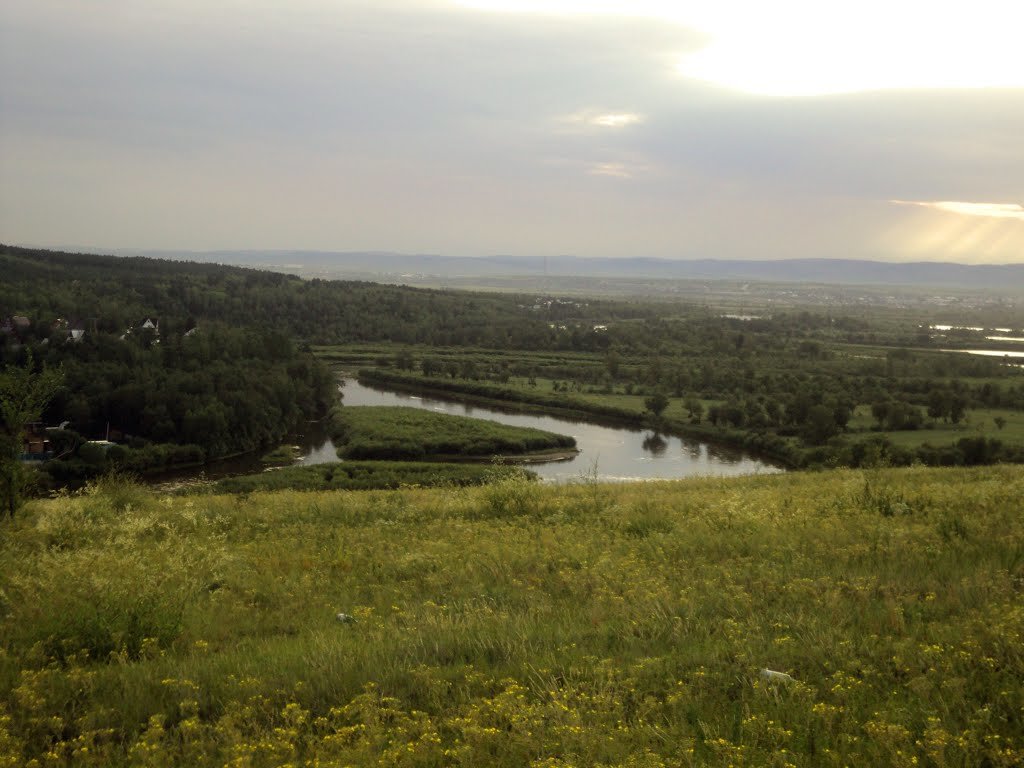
88 248 1024 288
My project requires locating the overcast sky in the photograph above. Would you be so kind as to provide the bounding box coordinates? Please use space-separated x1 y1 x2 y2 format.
2 0 1023 262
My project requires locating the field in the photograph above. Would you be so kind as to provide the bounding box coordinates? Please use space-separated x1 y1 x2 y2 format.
847 405 1024 446
211 461 528 493
332 406 577 461
1 467 1022 766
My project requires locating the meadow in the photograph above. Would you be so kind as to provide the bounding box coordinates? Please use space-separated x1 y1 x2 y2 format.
1 466 1022 766
331 406 577 461
211 461 527 493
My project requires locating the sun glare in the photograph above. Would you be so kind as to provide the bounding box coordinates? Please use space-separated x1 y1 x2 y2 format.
456 0 1024 96
883 199 1024 262
892 201 1024 221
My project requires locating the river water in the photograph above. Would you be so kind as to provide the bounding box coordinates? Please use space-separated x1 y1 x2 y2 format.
323 378 782 482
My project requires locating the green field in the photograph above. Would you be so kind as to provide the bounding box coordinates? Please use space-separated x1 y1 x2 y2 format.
2 467 1022 766
211 461 528 493
331 406 577 461
848 405 1024 446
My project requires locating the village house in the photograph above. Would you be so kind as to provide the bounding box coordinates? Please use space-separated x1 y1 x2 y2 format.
21 424 52 461
121 317 160 341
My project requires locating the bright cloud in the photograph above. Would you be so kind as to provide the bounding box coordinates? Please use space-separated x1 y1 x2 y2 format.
589 162 633 178
457 0 1024 96
454 1 695 18
561 110 645 129
591 113 643 128
891 201 1024 221
679 2 1024 96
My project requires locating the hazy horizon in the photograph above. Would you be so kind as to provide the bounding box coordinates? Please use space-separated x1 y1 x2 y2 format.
7 245 1024 269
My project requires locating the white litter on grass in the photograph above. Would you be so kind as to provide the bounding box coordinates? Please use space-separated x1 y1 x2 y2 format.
759 668 794 683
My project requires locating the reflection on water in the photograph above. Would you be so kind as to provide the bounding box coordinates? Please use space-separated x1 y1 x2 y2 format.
641 432 668 456
339 378 783 482
291 419 338 465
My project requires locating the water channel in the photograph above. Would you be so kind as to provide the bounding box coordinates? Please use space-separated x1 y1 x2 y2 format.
304 378 783 482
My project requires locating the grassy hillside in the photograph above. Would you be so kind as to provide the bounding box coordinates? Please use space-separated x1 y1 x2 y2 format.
331 406 577 460
1 468 1022 766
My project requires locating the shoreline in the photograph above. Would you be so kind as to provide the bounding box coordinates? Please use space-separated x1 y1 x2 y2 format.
352 368 795 470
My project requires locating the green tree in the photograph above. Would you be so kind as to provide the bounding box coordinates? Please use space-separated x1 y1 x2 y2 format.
644 391 670 421
927 388 951 421
871 400 890 428
949 394 968 424
394 350 415 370
683 396 704 423
1 355 62 517
802 404 839 445
421 358 442 377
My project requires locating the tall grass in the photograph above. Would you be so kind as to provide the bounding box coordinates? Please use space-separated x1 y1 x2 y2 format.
1 467 1022 765
210 461 528 493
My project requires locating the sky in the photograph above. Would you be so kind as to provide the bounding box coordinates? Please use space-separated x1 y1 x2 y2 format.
1 0 1023 263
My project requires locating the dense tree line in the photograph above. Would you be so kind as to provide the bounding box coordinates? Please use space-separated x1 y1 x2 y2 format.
2 320 336 482
1 246 649 348
5 244 1024 476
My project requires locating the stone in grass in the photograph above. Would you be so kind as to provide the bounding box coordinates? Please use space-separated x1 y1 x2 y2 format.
759 668 795 683
336 612 357 624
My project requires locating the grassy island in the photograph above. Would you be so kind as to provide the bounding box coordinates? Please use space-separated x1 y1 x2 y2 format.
330 405 577 461
1 467 1022 766
259 445 302 465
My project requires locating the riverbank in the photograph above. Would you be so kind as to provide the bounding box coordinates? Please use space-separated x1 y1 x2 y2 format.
109 373 778 495
355 368 800 468
341 375 780 481
426 447 580 464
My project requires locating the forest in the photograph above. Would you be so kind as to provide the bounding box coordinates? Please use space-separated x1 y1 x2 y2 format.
4 243 1024 492
0 245 642 348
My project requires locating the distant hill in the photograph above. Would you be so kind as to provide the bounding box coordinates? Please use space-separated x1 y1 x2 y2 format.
112 249 1024 289
0 244 640 347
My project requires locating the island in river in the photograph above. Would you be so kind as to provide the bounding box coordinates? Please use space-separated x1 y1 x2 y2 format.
328 405 578 462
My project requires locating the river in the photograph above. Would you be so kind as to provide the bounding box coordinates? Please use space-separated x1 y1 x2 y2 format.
307 378 782 482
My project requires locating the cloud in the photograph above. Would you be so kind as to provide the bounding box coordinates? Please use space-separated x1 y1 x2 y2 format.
589 162 633 178
890 201 1024 221
2 0 1023 261
457 0 1024 96
561 111 645 128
